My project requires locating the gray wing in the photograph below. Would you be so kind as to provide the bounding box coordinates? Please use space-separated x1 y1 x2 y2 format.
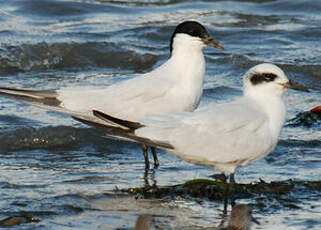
135 99 272 164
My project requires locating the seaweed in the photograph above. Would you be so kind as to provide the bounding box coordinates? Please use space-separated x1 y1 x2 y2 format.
118 179 321 209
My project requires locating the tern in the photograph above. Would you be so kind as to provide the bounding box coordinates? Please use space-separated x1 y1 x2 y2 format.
72 63 309 205
0 21 224 169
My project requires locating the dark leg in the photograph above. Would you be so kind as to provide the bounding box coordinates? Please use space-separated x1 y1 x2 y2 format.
150 147 159 168
143 167 149 187
222 173 228 215
150 167 157 187
229 173 235 207
143 166 157 188
220 173 227 183
142 144 150 169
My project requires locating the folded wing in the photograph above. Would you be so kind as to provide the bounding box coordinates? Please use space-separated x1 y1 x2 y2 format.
135 99 273 165
77 99 272 165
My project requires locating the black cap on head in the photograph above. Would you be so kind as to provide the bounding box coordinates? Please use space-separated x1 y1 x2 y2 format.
169 21 224 53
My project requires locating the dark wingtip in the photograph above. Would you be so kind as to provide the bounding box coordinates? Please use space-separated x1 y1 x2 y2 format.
72 115 106 129
93 110 144 130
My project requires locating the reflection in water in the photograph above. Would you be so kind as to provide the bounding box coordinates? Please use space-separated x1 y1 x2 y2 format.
144 168 157 188
131 204 260 230
134 214 154 230
204 204 260 230
225 204 259 230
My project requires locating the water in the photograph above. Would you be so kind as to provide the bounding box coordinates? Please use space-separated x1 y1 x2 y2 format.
0 0 320 229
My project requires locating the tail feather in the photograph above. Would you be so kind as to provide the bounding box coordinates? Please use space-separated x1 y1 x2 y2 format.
0 85 61 107
0 86 58 99
0 85 91 119
0 85 124 126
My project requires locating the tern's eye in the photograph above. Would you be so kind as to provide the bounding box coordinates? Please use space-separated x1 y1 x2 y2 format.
262 73 277 81
186 28 206 38
250 73 278 85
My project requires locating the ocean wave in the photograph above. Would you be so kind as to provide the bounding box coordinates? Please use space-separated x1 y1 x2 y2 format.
0 42 158 73
13 0 131 17
0 126 100 152
278 139 321 148
215 54 321 88
0 125 139 152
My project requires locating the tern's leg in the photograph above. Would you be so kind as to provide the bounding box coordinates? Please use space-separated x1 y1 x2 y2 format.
222 174 228 215
143 166 157 188
150 147 159 168
142 144 150 169
218 174 228 227
230 173 236 207
143 168 150 187
219 177 228 227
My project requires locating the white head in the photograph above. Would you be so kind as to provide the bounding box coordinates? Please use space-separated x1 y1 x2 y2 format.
243 63 309 98
170 21 224 56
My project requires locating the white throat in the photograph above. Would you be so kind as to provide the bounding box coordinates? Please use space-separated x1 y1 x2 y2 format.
169 33 206 80
171 33 205 55
147 33 206 111
245 90 286 140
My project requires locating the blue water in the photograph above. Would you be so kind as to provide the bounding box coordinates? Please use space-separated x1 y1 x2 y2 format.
0 0 320 229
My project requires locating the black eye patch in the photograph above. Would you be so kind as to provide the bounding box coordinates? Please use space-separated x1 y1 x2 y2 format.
250 73 278 85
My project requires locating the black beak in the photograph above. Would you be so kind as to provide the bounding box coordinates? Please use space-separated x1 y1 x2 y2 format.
202 35 224 50
284 79 310 92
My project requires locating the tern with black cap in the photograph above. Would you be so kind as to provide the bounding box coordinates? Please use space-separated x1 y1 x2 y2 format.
0 21 224 169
